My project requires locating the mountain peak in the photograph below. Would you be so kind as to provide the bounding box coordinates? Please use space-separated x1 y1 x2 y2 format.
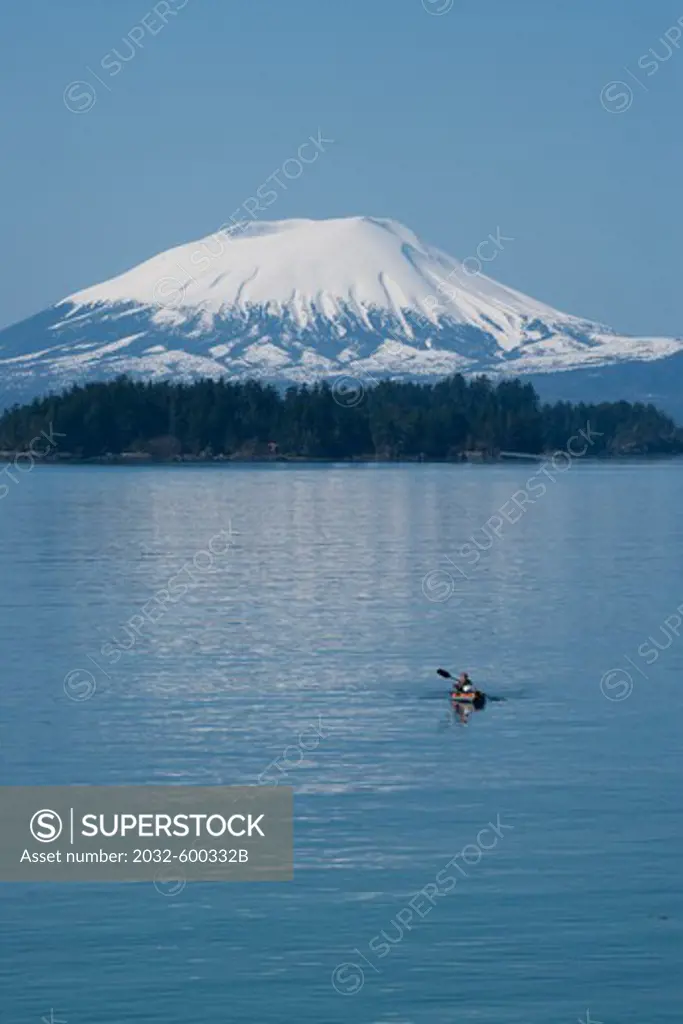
1 215 681 412
62 213 548 333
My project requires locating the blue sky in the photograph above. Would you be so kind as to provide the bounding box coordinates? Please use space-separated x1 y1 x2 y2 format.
1 0 682 335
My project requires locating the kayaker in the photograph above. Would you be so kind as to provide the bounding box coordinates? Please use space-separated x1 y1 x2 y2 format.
455 672 474 693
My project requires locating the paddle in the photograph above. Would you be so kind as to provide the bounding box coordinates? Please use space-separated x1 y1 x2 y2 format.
437 667 459 694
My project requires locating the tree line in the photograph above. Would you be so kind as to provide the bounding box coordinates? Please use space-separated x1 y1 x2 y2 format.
0 374 680 459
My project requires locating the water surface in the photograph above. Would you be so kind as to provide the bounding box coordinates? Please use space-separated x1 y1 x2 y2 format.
1 462 681 1023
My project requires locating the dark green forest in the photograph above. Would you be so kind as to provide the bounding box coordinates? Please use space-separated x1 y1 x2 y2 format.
0 374 681 459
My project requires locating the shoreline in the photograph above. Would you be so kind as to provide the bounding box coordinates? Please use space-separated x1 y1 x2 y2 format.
1 452 681 466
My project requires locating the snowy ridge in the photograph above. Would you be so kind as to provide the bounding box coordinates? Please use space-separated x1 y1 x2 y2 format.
0 216 682 408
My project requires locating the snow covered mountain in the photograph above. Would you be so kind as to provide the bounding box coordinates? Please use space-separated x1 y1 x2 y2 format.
1 215 681 411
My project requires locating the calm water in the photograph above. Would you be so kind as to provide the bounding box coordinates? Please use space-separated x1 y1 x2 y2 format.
1 462 682 1024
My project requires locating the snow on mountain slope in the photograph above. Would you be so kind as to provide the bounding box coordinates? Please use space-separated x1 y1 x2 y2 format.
63 215 604 358
65 216 558 334
1 215 682 408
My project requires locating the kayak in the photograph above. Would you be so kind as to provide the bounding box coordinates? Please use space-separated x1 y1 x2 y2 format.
450 689 486 707
437 669 486 708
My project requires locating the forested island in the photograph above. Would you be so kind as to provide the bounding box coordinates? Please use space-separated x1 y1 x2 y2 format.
0 374 681 461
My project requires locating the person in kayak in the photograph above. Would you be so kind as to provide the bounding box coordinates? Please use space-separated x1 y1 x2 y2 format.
455 672 475 693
